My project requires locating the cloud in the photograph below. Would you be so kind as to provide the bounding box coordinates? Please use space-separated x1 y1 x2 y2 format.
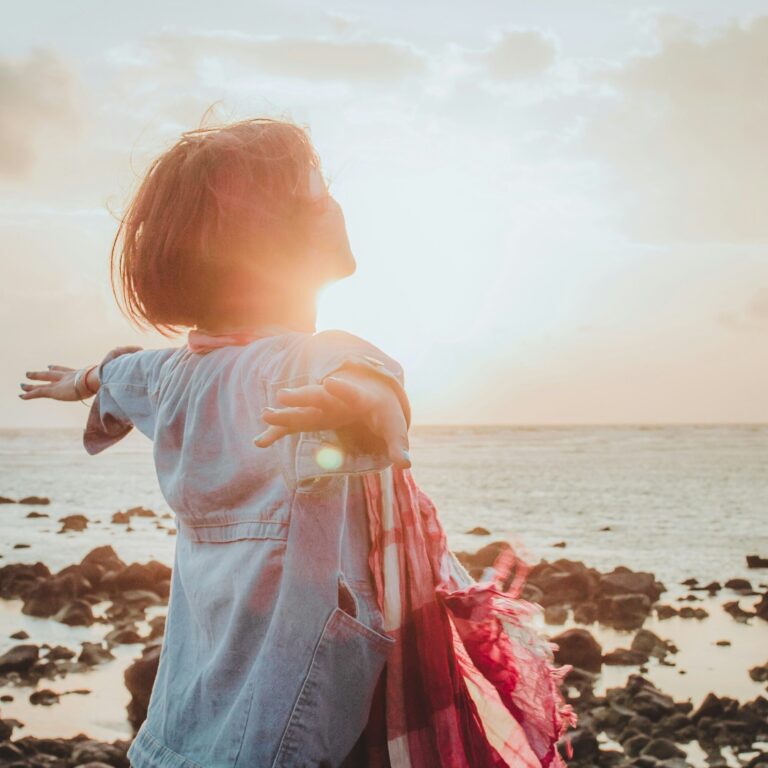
127 31 428 84
584 15 768 244
483 29 556 79
0 49 82 177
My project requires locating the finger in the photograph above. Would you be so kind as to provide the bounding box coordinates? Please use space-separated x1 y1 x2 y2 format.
262 406 326 431
276 384 342 411
24 370 63 382
48 365 75 372
252 424 290 448
322 376 376 411
19 384 52 399
373 405 411 469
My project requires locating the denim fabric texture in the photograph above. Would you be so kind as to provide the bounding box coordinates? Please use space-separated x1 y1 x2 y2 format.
83 330 404 767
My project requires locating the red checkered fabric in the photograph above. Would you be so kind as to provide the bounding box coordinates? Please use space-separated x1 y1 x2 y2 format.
359 466 577 767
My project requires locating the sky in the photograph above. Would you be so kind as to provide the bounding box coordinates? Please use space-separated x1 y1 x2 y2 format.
2 1 767 427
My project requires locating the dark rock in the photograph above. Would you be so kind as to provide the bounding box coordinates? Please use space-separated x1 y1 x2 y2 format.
557 727 599 761
723 600 755 622
641 738 686 759
12 543 30 549
59 514 89 532
0 719 13 741
544 605 568 625
0 741 25 761
29 688 60 706
552 628 603 672
0 561 51 600
623 734 650 757
598 593 652 629
18 496 50 505
755 593 768 622
552 541 567 548
78 642 115 666
599 567 664 601
656 604 678 619
70 739 129 766
25 511 48 518
528 561 598 607
0 644 39 674
678 605 708 619
127 505 156 517
108 561 171 596
633 688 675 721
0 495 15 503
22 573 87 618
715 640 731 647
112 510 131 524
9 630 29 640
631 629 676 659
44 645 76 661
125 643 162 730
54 598 95 626
105 625 143 645
573 602 598 624
746 555 768 569
465 526 490 535
724 578 752 592
603 648 649 666
748 663 768 682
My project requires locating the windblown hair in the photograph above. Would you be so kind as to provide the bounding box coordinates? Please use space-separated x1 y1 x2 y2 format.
110 115 327 337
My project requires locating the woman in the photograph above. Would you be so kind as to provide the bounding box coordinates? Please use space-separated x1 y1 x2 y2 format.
20 116 572 767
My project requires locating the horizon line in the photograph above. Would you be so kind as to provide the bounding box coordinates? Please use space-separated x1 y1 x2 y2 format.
1 421 766 432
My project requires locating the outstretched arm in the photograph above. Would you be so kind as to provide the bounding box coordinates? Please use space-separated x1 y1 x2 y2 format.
19 346 143 402
254 366 412 469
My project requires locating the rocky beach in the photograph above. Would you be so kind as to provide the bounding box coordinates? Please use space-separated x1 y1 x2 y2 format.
0 495 766 767
0 425 766 767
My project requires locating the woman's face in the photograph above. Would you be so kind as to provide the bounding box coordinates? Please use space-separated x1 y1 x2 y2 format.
304 166 356 283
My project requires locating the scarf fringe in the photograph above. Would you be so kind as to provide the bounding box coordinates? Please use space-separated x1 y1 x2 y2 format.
363 468 577 768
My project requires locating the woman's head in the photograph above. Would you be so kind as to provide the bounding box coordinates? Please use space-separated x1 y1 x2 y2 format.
111 116 355 337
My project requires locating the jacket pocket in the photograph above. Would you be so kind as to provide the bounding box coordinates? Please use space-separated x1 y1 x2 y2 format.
272 596 395 768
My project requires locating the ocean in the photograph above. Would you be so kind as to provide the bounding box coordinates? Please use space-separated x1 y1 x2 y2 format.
1 425 767 744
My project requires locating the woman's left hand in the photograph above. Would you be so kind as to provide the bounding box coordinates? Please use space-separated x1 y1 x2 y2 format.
254 371 411 469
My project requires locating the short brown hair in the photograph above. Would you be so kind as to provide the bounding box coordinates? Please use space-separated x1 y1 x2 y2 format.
110 115 326 337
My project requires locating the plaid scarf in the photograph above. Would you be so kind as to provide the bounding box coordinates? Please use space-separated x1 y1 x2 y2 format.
355 466 576 768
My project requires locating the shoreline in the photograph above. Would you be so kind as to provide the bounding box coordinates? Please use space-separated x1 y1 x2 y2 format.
0 508 766 766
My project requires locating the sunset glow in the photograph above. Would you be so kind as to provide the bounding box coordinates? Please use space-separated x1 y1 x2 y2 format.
3 2 767 427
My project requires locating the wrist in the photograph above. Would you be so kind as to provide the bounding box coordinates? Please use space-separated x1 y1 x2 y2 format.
74 364 99 400
84 365 100 395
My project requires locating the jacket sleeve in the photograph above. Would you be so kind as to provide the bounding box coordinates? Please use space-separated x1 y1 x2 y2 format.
269 330 411 487
83 346 176 455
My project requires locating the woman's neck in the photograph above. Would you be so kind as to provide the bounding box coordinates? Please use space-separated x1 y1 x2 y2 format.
200 291 318 334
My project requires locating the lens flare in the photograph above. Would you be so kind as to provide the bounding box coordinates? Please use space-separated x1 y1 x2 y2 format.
315 443 344 471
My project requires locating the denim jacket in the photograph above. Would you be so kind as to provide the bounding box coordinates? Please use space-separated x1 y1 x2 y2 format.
83 330 409 767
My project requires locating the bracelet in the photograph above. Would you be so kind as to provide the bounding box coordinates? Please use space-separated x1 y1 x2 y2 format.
74 365 98 401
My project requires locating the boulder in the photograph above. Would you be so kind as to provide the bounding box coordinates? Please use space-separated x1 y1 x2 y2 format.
18 496 50 505
124 643 162 730
0 644 39 674
746 555 768 569
552 628 603 672
598 593 652 629
599 567 664 601
58 514 89 532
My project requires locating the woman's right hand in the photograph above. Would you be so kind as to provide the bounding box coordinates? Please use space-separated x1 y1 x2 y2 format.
19 365 81 401
20 345 143 402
